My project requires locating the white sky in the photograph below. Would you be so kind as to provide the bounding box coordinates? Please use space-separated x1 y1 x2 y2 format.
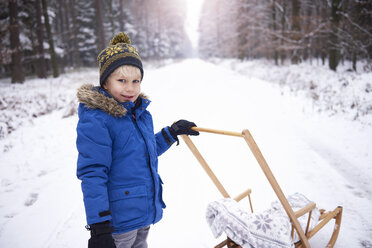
185 0 205 49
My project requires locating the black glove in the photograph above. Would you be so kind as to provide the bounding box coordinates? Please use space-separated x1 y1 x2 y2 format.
169 119 199 142
87 221 116 248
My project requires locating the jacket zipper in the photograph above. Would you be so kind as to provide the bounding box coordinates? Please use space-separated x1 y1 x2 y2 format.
131 113 157 220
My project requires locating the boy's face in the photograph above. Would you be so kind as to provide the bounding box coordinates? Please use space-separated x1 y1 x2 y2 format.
103 66 141 103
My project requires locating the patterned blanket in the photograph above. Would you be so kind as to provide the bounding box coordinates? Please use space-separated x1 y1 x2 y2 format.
206 193 320 248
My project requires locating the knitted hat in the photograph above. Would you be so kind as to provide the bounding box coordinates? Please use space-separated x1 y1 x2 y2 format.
97 32 143 86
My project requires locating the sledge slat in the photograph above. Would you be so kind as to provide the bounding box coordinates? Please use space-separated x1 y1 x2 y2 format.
306 207 342 240
294 202 316 218
233 188 251 202
242 129 311 248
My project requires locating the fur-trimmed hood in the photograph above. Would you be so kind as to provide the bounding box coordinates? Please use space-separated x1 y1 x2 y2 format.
76 84 149 117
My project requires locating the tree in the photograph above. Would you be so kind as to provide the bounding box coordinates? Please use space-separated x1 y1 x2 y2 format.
8 0 24 83
237 0 249 60
198 0 219 58
35 0 46 78
95 0 106 51
198 0 371 71
119 0 125 31
272 0 279 65
41 0 59 77
337 0 372 71
1 0 191 80
290 0 301 63
70 0 82 67
329 0 342 71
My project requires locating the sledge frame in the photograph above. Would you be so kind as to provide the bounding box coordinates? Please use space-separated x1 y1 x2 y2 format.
181 127 342 248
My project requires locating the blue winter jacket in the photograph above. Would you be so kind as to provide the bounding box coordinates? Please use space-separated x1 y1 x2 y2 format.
76 84 176 234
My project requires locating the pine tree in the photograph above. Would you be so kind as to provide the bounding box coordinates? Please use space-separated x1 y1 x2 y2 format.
95 0 106 51
329 0 342 71
35 0 46 78
8 0 24 83
41 0 59 77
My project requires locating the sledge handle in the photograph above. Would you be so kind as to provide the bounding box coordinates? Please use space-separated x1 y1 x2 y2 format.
191 127 243 137
188 126 311 247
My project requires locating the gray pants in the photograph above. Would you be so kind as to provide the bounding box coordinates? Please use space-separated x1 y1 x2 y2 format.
112 226 150 248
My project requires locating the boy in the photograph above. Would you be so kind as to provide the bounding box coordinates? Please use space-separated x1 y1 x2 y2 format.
76 32 199 248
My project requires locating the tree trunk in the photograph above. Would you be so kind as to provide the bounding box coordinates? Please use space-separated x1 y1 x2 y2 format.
135 0 140 35
303 3 312 62
8 0 24 83
55 0 65 72
329 0 341 71
35 0 47 78
272 0 278 65
291 0 300 64
352 52 357 71
108 0 115 35
280 0 287 64
70 0 81 68
237 3 247 60
320 0 327 66
119 0 124 31
41 0 59 77
95 0 106 51
60 0 71 68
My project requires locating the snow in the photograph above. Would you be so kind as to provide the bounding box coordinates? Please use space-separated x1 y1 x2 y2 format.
215 58 372 126
0 59 372 247
0 68 96 139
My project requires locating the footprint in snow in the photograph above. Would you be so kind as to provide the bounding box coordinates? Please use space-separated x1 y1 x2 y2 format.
24 193 38 206
37 170 47 177
345 184 354 189
360 240 372 248
4 212 17 218
345 184 365 198
1 179 12 187
353 190 365 198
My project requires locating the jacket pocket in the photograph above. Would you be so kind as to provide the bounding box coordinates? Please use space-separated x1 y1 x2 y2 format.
109 185 148 228
158 176 166 209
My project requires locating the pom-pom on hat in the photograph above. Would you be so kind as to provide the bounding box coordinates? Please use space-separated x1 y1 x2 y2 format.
97 32 143 86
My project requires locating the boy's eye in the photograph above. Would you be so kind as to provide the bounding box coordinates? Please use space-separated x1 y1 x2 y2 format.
133 80 140 83
118 79 125 83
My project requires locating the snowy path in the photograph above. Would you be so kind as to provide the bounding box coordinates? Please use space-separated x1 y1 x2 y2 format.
0 59 371 247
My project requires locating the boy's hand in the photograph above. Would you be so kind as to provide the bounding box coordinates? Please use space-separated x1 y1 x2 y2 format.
169 119 199 139
88 221 116 248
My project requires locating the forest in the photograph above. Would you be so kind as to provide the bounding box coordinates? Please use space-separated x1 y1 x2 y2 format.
1 0 372 84
199 0 372 70
1 0 190 83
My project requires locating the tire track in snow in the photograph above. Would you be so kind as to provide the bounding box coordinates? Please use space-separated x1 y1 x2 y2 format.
305 138 371 201
303 136 372 246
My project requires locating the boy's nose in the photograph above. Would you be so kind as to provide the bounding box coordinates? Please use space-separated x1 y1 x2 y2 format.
124 83 134 91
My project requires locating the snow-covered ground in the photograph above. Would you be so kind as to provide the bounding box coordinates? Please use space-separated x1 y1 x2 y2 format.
215 58 372 126
0 59 371 247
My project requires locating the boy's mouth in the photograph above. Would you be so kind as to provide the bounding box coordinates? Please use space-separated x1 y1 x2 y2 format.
121 94 134 100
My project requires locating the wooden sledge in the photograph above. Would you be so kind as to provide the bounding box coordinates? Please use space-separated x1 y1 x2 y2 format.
181 127 342 248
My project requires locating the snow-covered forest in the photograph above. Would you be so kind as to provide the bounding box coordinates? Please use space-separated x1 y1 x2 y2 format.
1 0 372 84
199 0 372 71
1 0 372 248
1 0 191 82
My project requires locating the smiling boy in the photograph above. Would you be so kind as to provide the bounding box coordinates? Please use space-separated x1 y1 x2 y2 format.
76 32 199 248
104 66 141 103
